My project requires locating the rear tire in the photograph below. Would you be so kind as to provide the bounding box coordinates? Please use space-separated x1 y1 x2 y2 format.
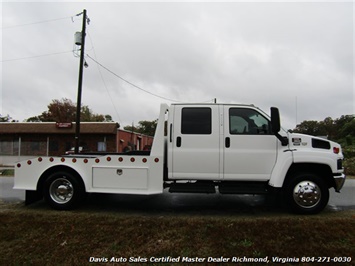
43 171 85 210
285 173 329 214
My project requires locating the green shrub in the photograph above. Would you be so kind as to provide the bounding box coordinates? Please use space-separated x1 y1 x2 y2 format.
344 157 355 176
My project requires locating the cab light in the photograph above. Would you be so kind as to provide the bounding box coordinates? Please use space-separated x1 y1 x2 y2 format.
49 157 54 162
72 158 77 163
27 160 32 165
17 163 21 168
142 158 147 163
61 158 65 162
95 158 100 163
154 158 159 163
38 157 43 162
130 157 135 162
333 147 340 154
118 157 123 162
83 159 88 164
107 157 111 162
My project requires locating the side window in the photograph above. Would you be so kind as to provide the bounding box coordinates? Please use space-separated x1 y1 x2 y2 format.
181 108 211 134
229 108 271 135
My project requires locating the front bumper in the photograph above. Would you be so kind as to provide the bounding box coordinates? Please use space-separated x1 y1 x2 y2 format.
333 173 346 192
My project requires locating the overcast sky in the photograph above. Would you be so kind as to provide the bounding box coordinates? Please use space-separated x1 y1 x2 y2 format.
1 1 354 130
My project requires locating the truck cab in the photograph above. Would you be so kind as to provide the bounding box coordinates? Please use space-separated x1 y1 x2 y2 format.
167 104 278 181
14 103 346 214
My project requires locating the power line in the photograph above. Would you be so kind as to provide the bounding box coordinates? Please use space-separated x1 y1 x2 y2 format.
1 16 73 30
0 50 73 62
87 32 122 124
86 54 181 102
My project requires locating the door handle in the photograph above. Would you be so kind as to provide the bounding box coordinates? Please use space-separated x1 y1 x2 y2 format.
169 123 173 142
225 137 230 148
177 136 182 147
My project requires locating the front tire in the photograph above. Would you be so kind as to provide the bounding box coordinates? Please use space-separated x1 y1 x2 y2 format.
43 171 85 210
285 173 329 214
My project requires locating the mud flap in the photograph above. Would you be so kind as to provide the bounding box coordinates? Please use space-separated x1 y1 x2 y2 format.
25 190 42 205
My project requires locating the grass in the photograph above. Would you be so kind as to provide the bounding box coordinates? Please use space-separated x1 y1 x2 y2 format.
0 203 354 266
0 169 14 176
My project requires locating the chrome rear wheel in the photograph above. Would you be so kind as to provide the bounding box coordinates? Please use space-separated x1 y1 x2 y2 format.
44 171 85 210
49 178 74 204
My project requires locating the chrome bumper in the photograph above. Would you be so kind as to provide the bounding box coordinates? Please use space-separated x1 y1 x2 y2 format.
334 174 346 192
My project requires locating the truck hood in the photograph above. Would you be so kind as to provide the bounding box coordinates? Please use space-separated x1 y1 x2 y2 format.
288 133 343 156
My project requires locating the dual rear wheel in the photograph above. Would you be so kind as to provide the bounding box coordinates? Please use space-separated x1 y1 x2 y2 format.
43 172 85 210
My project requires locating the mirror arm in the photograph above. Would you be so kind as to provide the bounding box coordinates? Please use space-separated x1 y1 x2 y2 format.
275 133 288 146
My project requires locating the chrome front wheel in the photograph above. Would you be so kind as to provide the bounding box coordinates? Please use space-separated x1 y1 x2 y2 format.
286 173 329 214
292 181 321 209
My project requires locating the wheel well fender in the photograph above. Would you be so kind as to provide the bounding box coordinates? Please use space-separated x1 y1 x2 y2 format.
283 163 334 189
37 165 85 195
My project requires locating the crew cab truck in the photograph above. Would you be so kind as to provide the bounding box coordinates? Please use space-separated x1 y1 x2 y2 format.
14 103 346 214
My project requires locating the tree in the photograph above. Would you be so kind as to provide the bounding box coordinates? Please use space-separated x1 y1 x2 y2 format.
124 120 157 136
25 98 114 123
293 120 327 136
0 114 18 122
293 114 355 142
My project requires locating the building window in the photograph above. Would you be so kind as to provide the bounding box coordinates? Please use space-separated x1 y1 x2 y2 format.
49 140 59 152
181 108 212 134
98 142 106 152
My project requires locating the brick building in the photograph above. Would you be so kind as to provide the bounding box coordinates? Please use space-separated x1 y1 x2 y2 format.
0 122 154 165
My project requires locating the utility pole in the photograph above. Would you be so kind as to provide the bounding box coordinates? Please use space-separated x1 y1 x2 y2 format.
75 9 87 154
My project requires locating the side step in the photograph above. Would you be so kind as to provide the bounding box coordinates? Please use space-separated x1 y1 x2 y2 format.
218 182 269 194
169 182 216 193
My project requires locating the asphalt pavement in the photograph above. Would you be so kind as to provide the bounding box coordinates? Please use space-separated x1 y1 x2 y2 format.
1 176 354 214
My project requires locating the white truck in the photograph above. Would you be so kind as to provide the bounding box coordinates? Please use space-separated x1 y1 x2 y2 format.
14 103 346 214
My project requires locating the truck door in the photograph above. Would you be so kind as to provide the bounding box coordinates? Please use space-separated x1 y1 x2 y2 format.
169 105 221 180
223 106 277 181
